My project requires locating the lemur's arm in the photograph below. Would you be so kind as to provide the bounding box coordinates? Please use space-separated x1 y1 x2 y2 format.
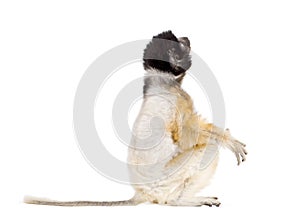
200 122 247 165
173 115 247 165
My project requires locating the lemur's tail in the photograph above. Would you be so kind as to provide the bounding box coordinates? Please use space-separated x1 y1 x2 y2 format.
24 195 143 207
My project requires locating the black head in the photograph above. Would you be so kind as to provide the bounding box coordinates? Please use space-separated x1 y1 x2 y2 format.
143 30 192 76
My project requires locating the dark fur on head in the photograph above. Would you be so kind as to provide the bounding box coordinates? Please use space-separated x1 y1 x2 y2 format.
143 30 192 76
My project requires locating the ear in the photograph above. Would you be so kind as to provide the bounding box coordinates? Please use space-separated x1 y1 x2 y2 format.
178 37 190 48
178 37 191 56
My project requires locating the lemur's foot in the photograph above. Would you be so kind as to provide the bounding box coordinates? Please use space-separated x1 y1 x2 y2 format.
168 197 221 207
196 197 221 207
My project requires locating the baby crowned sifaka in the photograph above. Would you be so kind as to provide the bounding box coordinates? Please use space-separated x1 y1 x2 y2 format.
25 30 247 207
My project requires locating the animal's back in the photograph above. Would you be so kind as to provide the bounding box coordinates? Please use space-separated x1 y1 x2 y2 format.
127 75 218 204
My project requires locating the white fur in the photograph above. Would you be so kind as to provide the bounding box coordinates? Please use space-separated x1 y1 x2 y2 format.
127 70 219 205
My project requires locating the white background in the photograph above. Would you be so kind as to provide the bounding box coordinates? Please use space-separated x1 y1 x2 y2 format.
1 0 300 221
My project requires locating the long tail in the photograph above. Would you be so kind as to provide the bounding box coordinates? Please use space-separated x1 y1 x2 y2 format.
24 195 142 207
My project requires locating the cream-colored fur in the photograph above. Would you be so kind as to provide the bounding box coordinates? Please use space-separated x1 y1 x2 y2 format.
127 70 247 206
24 70 246 207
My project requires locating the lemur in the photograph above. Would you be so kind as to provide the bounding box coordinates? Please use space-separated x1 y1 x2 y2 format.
25 30 247 207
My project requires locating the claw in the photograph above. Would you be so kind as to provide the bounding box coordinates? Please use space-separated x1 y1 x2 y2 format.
233 147 241 165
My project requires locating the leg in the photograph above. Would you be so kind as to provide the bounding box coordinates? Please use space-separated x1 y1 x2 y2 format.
167 152 220 207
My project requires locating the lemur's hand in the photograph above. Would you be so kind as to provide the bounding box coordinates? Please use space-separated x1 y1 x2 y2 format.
223 129 247 165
